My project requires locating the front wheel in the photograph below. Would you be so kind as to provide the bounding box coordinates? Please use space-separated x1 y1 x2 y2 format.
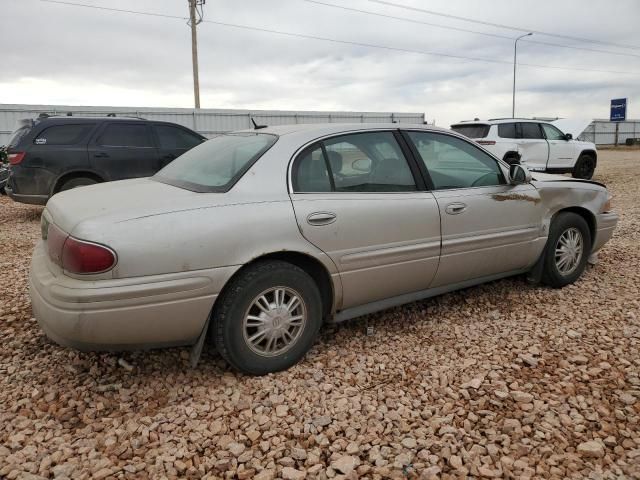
572 154 596 180
212 260 323 375
542 212 592 288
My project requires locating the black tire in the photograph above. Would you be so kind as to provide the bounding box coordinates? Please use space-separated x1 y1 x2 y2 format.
572 154 596 180
542 212 592 288
59 177 98 192
212 260 323 375
503 154 520 165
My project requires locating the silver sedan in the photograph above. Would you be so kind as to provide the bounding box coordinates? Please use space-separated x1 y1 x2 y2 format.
29 123 618 374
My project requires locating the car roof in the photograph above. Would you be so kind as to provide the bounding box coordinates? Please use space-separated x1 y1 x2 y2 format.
235 122 449 137
35 116 145 122
452 118 550 126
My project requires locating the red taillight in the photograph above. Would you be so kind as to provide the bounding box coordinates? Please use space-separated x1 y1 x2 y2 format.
477 140 496 145
62 237 116 274
46 223 116 274
8 152 26 165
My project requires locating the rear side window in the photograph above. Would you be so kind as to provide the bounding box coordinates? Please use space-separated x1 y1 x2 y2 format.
98 124 153 147
293 131 417 193
154 125 203 150
450 124 490 139
497 123 517 138
519 123 543 139
34 124 94 146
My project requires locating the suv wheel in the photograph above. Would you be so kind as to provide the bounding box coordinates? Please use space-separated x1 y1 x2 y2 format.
572 154 596 180
542 212 592 288
59 177 98 192
212 260 323 375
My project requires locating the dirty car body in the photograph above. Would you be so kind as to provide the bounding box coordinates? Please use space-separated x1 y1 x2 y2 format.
29 123 618 374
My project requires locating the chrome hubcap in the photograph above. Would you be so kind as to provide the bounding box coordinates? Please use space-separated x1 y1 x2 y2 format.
243 287 306 357
555 227 583 275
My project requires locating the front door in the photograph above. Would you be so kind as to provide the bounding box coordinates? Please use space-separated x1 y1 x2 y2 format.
541 123 577 170
289 130 441 310
403 130 544 288
88 122 159 180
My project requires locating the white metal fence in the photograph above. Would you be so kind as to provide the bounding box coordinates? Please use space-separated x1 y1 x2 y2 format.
0 104 426 144
580 119 640 145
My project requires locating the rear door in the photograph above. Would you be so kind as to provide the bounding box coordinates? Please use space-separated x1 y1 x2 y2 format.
88 122 159 180
289 130 441 310
151 123 205 169
541 123 577 170
403 130 544 287
515 122 549 171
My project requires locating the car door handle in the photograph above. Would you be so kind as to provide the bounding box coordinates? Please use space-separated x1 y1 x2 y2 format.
93 152 109 158
307 212 337 225
445 202 467 215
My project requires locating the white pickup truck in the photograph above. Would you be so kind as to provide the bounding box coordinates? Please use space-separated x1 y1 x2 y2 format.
451 118 597 179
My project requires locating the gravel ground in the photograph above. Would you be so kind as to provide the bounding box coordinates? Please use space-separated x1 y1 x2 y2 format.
1 150 639 480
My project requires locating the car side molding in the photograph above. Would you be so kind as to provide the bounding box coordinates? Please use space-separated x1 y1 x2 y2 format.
331 268 530 323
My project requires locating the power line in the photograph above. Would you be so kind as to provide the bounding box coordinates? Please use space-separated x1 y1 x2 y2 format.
302 0 640 59
39 0 640 76
367 0 640 51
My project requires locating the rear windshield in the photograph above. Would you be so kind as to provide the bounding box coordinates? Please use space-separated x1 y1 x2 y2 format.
153 133 277 192
7 124 32 148
450 124 490 139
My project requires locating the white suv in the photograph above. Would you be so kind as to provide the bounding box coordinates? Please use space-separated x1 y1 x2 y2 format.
451 119 597 179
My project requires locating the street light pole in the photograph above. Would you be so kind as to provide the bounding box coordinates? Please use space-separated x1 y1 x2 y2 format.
512 32 532 118
188 0 204 109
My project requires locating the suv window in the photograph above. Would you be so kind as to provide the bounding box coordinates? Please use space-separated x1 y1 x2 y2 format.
498 123 517 139
541 123 566 140
98 123 153 148
519 123 543 139
294 132 417 193
154 125 203 149
406 131 505 189
34 124 94 146
7 125 31 148
450 124 490 139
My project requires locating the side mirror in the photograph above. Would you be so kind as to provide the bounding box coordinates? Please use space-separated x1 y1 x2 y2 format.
351 158 372 172
564 133 573 141
509 164 532 185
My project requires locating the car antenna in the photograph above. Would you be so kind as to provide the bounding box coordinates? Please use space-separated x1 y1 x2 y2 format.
251 117 268 130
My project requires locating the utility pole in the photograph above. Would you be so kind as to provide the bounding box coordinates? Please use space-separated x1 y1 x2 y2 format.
188 0 205 109
512 32 532 118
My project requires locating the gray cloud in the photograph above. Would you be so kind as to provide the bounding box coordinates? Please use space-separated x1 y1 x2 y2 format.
1 0 639 126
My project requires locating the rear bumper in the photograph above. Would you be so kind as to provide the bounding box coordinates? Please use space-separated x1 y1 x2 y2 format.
6 185 48 205
29 241 236 351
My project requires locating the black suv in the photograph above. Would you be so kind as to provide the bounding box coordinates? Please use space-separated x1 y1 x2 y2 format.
5 115 206 205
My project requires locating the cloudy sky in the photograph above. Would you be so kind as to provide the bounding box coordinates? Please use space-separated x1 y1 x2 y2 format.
1 0 639 126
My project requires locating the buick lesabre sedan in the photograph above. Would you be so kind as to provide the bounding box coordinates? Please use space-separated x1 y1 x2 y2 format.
30 124 618 374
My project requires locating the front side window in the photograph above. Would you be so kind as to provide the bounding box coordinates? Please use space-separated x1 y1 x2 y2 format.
519 123 543 139
541 123 566 140
154 125 204 149
294 131 416 193
406 131 505 190
498 123 517 139
154 133 277 192
34 124 94 146
98 124 153 148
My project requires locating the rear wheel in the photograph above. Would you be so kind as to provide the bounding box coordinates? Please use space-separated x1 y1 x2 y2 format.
542 212 591 288
59 177 98 192
503 153 520 165
212 261 323 375
572 154 596 180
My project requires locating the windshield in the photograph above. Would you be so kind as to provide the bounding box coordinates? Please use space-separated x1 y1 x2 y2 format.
153 133 277 192
450 124 490 139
